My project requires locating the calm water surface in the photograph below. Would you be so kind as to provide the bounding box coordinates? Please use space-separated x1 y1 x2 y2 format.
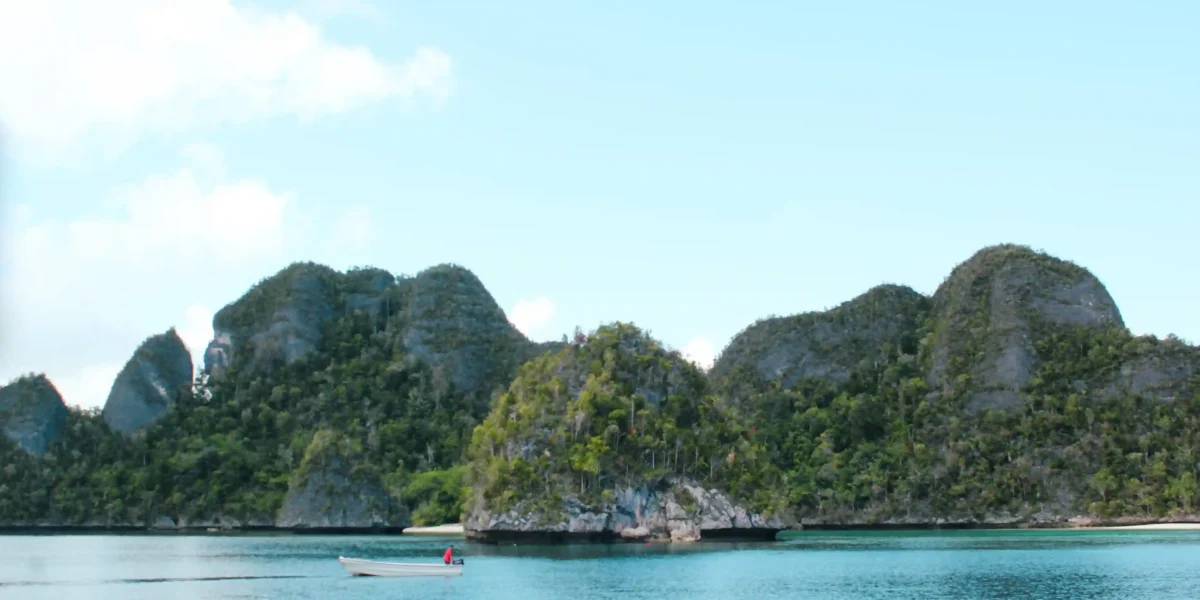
3 530 1200 599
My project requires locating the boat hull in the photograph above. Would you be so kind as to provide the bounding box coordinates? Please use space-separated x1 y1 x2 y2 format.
338 556 463 577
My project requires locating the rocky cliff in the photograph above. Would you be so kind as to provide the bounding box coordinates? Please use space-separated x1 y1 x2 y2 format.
7 246 1199 534
709 244 1200 528
926 245 1125 412
203 262 544 395
180 262 546 530
398 264 539 394
275 429 409 530
1102 335 1199 403
466 478 785 543
102 329 193 436
204 263 343 377
465 323 786 543
712 284 929 388
0 375 68 457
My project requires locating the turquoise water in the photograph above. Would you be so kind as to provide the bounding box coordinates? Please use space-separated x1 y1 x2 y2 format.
3 531 1200 599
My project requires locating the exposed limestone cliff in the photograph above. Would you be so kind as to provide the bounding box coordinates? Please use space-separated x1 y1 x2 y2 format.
1102 335 1199 403
465 323 786 543
466 478 785 543
102 329 193 436
204 263 342 377
926 245 1124 411
712 284 930 388
0 375 68 457
398 264 534 394
275 429 409 530
203 262 544 395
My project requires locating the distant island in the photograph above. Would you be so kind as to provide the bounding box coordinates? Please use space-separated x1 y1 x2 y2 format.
2 245 1198 542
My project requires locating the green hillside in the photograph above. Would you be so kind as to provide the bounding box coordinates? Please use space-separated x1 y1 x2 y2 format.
2 245 1197 533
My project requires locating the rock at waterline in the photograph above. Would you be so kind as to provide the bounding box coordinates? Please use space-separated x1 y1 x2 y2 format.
465 479 785 544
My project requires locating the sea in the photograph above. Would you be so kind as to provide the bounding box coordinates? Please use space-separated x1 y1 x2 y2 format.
2 530 1200 599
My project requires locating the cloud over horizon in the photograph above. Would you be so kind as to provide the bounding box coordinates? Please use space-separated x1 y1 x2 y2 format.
682 336 717 371
0 145 297 408
509 297 557 340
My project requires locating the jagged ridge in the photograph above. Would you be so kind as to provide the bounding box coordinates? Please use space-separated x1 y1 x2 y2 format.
712 284 930 388
102 329 193 436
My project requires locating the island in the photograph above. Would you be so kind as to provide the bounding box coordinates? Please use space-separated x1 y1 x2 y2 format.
2 245 1197 540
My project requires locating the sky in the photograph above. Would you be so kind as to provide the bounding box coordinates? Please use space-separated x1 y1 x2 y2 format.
1 1 1197 410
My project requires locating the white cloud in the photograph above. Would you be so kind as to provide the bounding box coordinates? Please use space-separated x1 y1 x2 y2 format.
509 297 556 339
177 304 215 375
179 142 227 181
1 143 407 402
304 0 386 23
331 205 374 248
0 145 293 407
0 0 453 162
682 336 717 371
63 145 290 266
51 364 123 411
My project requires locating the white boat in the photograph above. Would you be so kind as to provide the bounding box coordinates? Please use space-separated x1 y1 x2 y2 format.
338 556 464 577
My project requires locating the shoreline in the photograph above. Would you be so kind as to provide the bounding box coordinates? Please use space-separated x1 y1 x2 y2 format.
5 521 1200 536
1088 523 1200 531
796 520 1200 535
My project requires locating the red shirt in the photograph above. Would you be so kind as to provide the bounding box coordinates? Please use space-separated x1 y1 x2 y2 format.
443 548 453 564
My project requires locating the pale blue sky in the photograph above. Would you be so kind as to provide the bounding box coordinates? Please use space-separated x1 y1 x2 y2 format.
1 1 1197 408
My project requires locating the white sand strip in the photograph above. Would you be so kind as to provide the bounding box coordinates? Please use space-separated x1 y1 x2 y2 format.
402 523 465 535
1090 523 1200 531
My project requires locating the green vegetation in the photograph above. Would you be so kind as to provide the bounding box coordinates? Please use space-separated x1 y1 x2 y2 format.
466 323 783 519
0 408 133 523
713 284 929 384
721 323 1200 522
2 249 1198 531
0 263 534 527
402 466 468 526
717 241 1199 524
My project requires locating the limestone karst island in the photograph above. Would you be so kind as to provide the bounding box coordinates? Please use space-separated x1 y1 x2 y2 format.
2 245 1198 542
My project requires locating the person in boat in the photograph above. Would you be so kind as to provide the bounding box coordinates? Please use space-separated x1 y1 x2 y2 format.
443 544 464 565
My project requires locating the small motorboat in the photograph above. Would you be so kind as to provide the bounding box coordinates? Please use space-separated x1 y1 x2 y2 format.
338 556 464 577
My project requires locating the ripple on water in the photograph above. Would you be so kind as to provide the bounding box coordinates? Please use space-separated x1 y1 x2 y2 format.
2 531 1200 600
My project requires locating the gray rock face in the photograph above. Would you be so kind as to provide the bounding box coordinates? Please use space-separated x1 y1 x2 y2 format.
401 264 528 393
1103 337 1199 403
247 272 335 368
202 263 531 391
0 375 68 456
204 264 342 377
710 283 926 386
203 329 234 378
102 329 194 435
275 455 408 529
465 478 785 543
345 268 396 321
712 285 930 388
927 245 1124 411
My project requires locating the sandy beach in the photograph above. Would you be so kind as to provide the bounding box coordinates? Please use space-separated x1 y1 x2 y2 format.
402 523 466 535
1090 523 1200 531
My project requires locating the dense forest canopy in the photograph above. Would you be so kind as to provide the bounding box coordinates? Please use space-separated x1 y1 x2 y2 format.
465 323 783 521
1 245 1198 530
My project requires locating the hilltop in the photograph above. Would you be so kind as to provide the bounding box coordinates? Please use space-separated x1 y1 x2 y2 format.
102 329 193 436
465 323 784 542
0 261 560 530
1 244 1197 535
712 244 1199 526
